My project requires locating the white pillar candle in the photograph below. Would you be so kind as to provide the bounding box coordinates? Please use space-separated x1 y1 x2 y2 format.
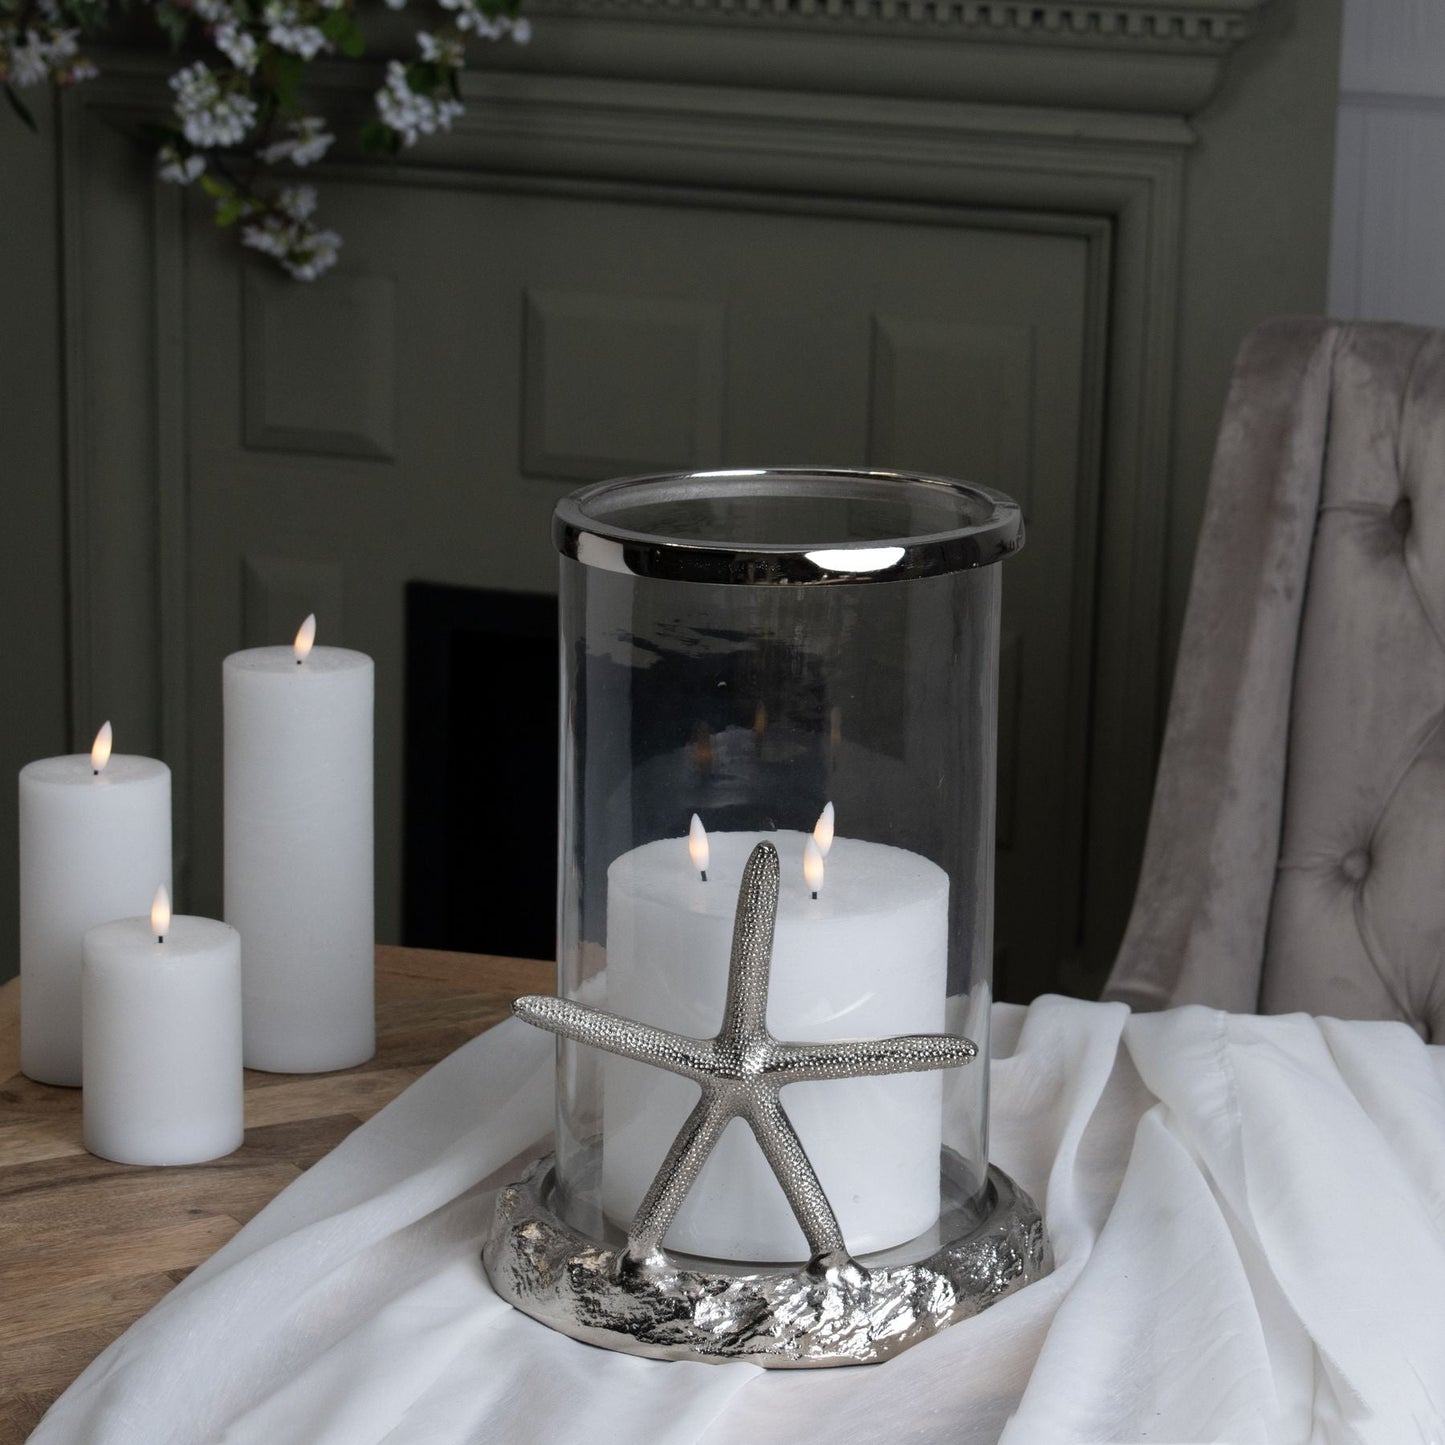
223 617 374 1073
19 725 172 1086
82 887 244 1165
603 827 948 1262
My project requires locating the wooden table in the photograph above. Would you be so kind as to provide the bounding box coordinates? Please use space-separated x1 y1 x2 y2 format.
0 946 553 1442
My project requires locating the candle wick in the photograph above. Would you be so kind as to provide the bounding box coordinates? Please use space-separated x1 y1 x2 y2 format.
811 891 818 901
157 934 164 944
700 869 708 883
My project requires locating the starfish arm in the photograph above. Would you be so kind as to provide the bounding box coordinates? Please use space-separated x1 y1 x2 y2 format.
511 996 712 1080
745 1091 847 1260
769 1032 978 1083
625 1088 733 1261
719 841 781 1042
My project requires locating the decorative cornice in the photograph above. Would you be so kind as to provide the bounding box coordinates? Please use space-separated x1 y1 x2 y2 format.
533 0 1265 51
491 0 1272 115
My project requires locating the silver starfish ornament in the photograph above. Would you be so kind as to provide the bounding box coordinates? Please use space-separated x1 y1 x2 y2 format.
513 839 978 1271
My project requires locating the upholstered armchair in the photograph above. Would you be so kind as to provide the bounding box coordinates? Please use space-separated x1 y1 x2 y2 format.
1104 319 1445 1039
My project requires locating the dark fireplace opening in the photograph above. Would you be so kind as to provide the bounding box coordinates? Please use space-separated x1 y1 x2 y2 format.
403 581 558 962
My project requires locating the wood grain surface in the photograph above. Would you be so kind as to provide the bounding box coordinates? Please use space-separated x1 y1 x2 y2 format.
0 946 553 1442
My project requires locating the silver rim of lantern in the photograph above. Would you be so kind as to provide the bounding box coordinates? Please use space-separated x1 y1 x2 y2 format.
552 467 1024 585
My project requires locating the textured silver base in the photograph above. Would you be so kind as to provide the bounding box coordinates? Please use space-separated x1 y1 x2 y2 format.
483 1153 1051 1367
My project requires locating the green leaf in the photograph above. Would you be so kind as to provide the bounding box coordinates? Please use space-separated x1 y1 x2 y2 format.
4 84 36 133
215 197 249 227
405 59 441 93
199 172 232 200
267 50 306 112
359 119 400 157
337 16 364 58
152 1 190 48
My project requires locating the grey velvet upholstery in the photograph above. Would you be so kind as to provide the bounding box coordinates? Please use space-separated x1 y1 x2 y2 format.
1104 319 1445 1040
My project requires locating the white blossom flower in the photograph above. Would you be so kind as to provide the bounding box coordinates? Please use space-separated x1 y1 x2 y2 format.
7 25 79 85
284 228 341 280
157 144 206 183
241 200 340 281
170 60 258 146
375 58 464 146
258 114 334 165
511 16 531 42
42 25 76 61
262 1 330 58
417 30 464 67
277 184 318 221
193 0 234 22
8 34 51 86
213 22 259 74
241 219 289 258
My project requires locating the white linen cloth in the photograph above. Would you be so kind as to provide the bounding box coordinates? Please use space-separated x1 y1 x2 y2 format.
30 999 1445 1445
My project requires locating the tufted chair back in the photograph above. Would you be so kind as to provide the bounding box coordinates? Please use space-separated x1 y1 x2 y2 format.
1104 319 1445 1038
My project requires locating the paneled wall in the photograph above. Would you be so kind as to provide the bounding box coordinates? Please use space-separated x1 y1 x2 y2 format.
1 1 1344 998
186 186 1103 1002
1329 0 1445 323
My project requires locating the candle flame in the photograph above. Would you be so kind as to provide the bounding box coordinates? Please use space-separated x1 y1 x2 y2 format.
688 814 710 878
151 884 172 940
91 721 113 773
812 801 835 857
294 613 317 663
803 837 825 896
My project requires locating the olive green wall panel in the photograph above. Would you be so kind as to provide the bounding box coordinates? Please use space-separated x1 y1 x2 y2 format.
242 270 399 461
522 289 727 479
241 554 347 650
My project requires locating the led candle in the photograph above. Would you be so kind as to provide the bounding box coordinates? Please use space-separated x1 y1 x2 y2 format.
223 616 374 1073
18 725 172 1086
82 886 244 1165
603 820 948 1262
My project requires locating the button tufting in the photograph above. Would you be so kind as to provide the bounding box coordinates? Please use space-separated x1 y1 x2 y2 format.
1391 496 1413 536
1341 849 1371 882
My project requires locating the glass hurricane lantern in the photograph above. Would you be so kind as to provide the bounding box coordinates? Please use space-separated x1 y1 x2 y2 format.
483 467 1050 1366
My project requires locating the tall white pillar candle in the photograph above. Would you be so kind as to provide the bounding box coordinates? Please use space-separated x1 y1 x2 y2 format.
603 828 948 1262
223 619 374 1073
19 727 171 1086
82 889 244 1165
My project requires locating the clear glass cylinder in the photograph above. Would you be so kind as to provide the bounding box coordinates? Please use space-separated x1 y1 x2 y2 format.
553 468 1022 1266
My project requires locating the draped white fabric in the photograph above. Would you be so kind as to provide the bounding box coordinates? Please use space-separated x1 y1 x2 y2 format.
31 999 1445 1445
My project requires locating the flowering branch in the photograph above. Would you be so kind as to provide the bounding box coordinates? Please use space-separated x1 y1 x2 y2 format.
0 0 529 279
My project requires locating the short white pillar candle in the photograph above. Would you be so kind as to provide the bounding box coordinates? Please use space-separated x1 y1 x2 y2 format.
82 887 244 1166
223 616 375 1073
19 724 172 1087
603 826 949 1262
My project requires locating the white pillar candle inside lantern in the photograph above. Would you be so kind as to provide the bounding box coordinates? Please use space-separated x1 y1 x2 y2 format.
603 824 948 1260
552 468 1020 1267
223 616 375 1073
18 724 172 1087
82 886 244 1165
